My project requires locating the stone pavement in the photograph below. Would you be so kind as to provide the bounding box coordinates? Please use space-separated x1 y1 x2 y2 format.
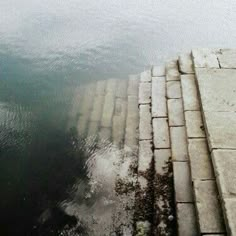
69 48 236 236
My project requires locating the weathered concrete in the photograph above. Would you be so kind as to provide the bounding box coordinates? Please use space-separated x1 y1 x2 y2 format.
166 60 180 81
188 139 214 180
139 105 152 140
181 74 200 111
176 203 198 236
218 49 236 69
153 118 170 149
168 99 184 126
170 127 188 161
167 81 182 99
194 180 226 234
152 76 167 118
173 162 194 203
192 48 220 68
178 53 194 74
139 82 151 104
185 111 205 138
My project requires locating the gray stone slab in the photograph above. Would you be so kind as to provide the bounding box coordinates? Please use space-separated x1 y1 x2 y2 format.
176 203 198 236
138 140 153 172
151 76 167 118
154 149 171 175
168 99 184 126
212 150 236 197
185 111 205 138
127 95 138 118
173 162 194 202
116 79 128 98
195 68 236 112
166 60 180 81
167 81 182 99
106 79 117 94
101 93 115 127
192 48 220 68
96 80 106 95
139 104 152 140
99 127 111 141
170 127 188 161
178 53 194 74
194 180 226 234
139 82 151 104
127 75 139 96
87 121 99 136
204 111 236 150
218 49 236 68
223 198 236 236
152 65 165 77
181 74 200 111
90 95 104 122
188 139 214 180
140 70 151 82
153 118 170 149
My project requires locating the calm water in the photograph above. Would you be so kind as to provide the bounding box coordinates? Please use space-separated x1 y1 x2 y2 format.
0 0 236 235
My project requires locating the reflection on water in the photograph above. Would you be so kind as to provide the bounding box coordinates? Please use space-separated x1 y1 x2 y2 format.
0 0 236 235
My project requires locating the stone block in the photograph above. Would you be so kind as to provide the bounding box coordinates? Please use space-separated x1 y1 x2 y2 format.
96 80 106 95
167 81 182 98
90 95 104 122
152 76 167 118
173 162 194 202
218 48 236 68
101 93 115 127
195 68 236 112
106 78 117 94
204 111 236 150
87 121 99 136
138 140 153 172
192 48 220 68
140 70 151 82
166 60 180 81
127 75 139 96
153 118 170 149
154 149 171 175
152 65 165 77
170 127 188 161
176 203 198 236
99 127 111 141
168 99 184 126
188 139 214 180
212 150 236 197
139 82 151 104
185 111 205 138
181 74 200 111
194 180 226 234
223 198 236 236
112 115 126 147
127 95 138 118
178 53 194 74
139 105 152 140
116 79 128 98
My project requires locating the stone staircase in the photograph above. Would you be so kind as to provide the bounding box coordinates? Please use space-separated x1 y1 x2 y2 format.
69 48 236 236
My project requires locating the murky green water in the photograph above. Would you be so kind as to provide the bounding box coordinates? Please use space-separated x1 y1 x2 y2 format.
0 0 236 235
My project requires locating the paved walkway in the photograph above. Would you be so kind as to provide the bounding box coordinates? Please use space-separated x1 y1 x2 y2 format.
69 48 236 236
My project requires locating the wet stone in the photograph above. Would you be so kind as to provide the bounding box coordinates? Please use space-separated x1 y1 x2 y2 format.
128 75 139 96
178 53 194 74
96 80 107 95
101 93 115 127
90 95 104 122
116 79 128 98
194 180 226 234
140 70 151 82
138 140 153 173
139 104 152 140
152 65 165 77
154 149 171 175
167 81 182 99
139 82 151 104
168 99 184 126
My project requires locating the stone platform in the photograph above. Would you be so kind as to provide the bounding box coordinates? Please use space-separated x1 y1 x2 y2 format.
70 48 236 236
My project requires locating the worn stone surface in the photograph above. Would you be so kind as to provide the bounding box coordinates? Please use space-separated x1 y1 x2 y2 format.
138 140 153 172
173 162 194 202
176 203 198 236
170 127 188 161
87 121 99 136
181 74 200 111
90 95 104 122
152 76 167 118
178 53 194 74
192 48 220 68
212 150 236 197
188 139 214 180
154 149 171 175
127 75 139 96
204 111 236 150
152 65 165 77
106 78 117 94
96 80 106 95
194 180 226 234
218 49 236 68
168 99 184 126
99 127 111 141
195 68 236 112
166 60 180 81
185 111 205 138
139 82 151 104
116 79 128 98
139 105 152 140
101 93 115 127
167 81 182 98
153 118 170 149
223 198 236 236
140 70 151 82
